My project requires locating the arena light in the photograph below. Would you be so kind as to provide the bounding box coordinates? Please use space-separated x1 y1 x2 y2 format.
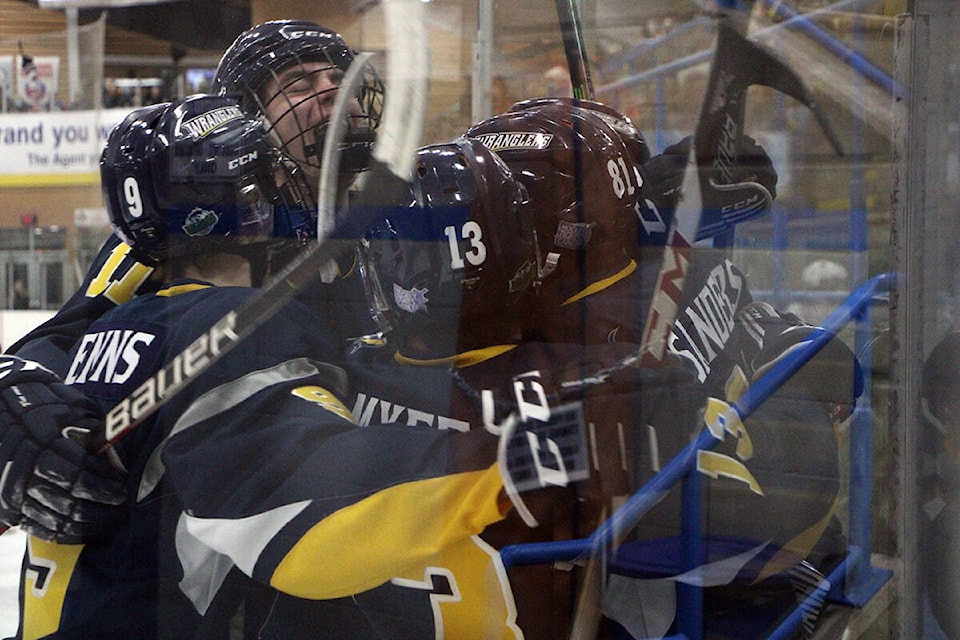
38 0 182 8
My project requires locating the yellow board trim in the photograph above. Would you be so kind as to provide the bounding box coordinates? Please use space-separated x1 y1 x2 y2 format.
0 173 100 187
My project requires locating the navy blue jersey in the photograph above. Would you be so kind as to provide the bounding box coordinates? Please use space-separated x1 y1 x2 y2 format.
15 279 512 640
342 337 700 640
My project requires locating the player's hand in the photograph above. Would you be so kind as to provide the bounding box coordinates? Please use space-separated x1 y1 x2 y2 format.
637 135 778 246
0 356 127 544
496 409 588 527
740 302 863 422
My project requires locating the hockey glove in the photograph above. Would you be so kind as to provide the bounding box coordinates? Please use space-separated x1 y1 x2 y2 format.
0 355 127 544
739 302 863 422
637 135 778 246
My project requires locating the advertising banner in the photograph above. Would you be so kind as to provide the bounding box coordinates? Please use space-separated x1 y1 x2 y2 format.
0 108 134 186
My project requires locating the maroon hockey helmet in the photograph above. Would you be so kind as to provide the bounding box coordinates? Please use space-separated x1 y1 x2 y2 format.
466 99 643 297
358 137 539 357
510 97 652 164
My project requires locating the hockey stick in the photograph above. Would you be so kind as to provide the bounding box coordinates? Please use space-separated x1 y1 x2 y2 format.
554 0 594 100
567 4 838 637
317 51 377 242
85 0 429 455
637 10 838 370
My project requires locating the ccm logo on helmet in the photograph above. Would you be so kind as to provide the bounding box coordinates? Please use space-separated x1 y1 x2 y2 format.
228 151 258 170
280 27 329 40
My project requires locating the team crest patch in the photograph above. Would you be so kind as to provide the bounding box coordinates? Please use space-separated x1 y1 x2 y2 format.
554 220 595 249
182 208 220 237
473 132 553 152
393 283 429 313
180 106 244 139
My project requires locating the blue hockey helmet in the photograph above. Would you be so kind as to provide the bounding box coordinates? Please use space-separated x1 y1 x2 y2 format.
358 137 539 356
101 94 316 273
212 20 384 176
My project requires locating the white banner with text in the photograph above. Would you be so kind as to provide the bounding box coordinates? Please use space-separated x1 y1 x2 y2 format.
0 108 134 186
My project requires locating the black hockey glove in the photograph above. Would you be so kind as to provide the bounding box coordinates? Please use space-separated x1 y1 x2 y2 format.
0 356 127 544
637 135 778 246
739 302 863 422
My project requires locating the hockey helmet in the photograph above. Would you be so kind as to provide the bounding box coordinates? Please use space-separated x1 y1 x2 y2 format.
213 20 384 175
358 137 539 357
101 94 316 273
466 99 643 288
510 97 652 164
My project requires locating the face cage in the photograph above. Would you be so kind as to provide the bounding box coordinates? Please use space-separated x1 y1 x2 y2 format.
252 58 384 174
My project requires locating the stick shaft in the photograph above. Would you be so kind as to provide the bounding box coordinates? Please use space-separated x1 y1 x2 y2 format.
555 0 594 100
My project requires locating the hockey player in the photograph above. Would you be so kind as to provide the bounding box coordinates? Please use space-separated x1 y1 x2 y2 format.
213 20 383 198
349 135 706 640
10 19 384 371
5 96 583 640
0 21 383 549
465 97 859 637
465 98 649 346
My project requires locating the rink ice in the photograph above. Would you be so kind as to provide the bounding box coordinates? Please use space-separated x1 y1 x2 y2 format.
0 528 25 638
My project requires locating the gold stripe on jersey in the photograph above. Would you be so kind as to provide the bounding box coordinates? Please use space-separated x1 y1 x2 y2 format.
561 258 637 306
21 537 84 640
291 385 356 423
394 344 518 368
270 465 508 599
157 283 212 297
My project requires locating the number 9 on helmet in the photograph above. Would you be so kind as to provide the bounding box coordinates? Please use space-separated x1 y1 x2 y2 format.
100 95 317 283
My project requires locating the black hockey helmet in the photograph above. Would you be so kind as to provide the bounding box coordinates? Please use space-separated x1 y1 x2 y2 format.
101 94 316 277
213 20 384 176
466 100 643 291
358 137 539 357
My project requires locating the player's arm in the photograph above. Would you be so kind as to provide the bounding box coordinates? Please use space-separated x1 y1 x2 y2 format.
738 301 863 419
159 356 580 601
